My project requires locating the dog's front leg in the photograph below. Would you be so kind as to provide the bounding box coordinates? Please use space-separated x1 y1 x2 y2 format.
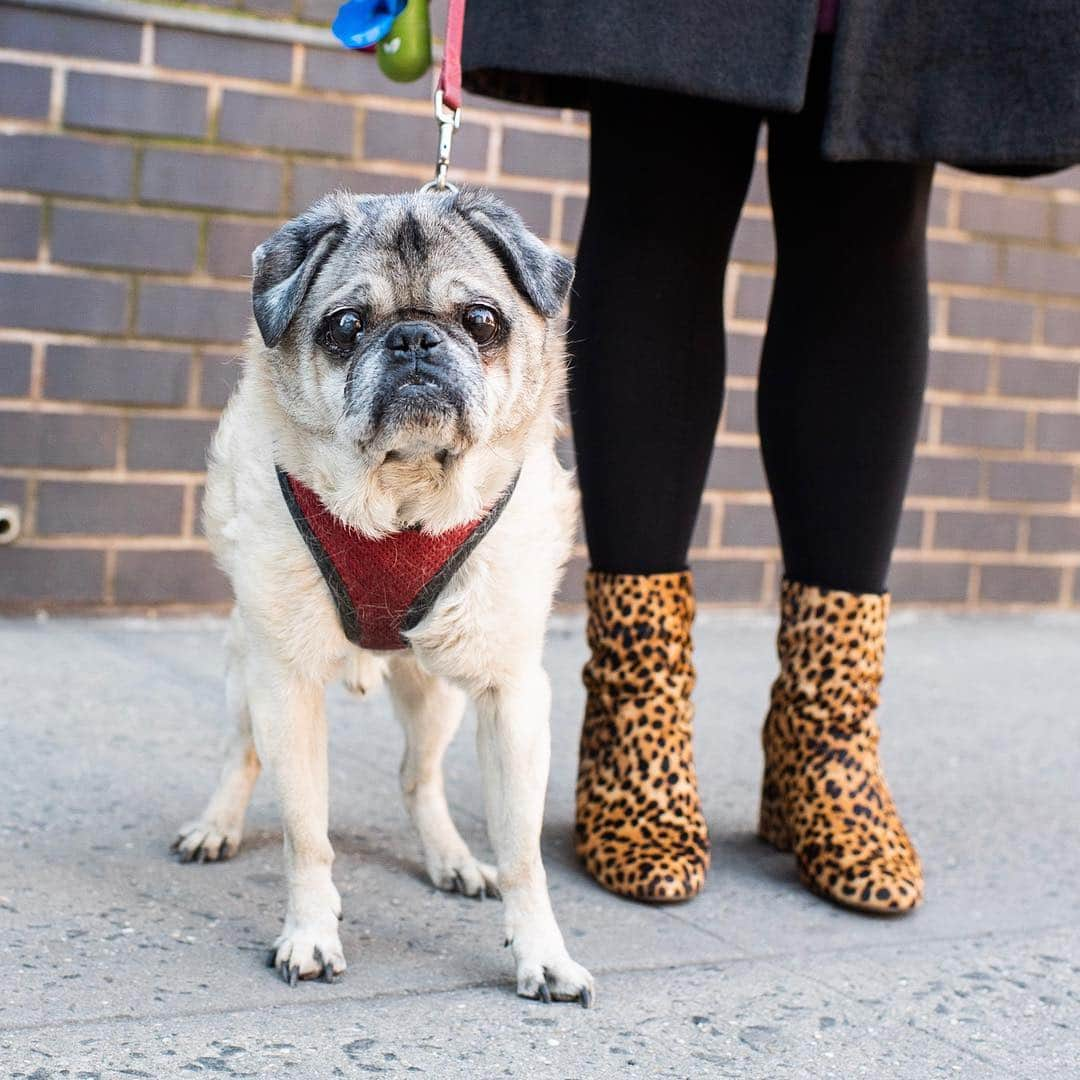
476 666 594 1006
246 650 345 985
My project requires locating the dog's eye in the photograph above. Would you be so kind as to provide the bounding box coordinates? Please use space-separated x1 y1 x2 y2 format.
462 305 499 346
324 309 364 352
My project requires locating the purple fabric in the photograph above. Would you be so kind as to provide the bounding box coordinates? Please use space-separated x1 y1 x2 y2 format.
817 0 838 33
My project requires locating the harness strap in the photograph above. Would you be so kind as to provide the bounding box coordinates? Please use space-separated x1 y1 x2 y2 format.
277 464 518 650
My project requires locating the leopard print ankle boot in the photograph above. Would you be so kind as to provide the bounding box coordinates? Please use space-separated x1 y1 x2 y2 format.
759 580 923 913
575 570 709 901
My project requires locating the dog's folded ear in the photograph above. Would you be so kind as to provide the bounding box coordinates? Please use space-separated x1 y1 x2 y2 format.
453 190 574 318
252 193 353 348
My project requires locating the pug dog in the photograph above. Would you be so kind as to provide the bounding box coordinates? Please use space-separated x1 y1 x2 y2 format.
171 188 593 1005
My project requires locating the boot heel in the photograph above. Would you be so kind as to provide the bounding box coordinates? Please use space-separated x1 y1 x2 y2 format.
757 758 792 852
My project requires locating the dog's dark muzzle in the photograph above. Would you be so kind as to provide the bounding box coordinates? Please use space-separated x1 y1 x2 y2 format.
353 320 470 429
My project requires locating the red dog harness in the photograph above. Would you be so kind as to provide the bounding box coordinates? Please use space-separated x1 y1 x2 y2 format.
277 466 517 651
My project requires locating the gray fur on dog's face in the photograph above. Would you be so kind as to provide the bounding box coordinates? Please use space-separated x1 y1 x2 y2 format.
250 189 574 457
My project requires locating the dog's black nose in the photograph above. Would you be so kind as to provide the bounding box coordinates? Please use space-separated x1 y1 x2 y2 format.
386 322 443 358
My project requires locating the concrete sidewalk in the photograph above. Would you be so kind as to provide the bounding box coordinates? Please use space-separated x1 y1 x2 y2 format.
1 611 1077 1078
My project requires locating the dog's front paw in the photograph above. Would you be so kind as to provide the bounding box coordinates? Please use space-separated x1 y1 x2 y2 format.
513 940 594 1007
171 818 242 863
426 848 501 900
270 920 346 986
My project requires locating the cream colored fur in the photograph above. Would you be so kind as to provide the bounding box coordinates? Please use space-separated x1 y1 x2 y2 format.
173 325 592 1002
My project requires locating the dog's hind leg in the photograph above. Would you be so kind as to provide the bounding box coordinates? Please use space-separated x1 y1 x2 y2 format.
173 610 261 862
388 656 499 899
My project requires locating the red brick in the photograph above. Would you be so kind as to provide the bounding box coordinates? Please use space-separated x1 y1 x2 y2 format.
908 455 981 498
948 296 1034 343
36 481 184 536
980 564 1061 604
0 412 119 469
206 218 275 279
706 446 767 491
731 217 775 266
1056 204 1080 246
933 511 1019 552
958 191 1049 240
987 461 1074 503
0 272 127 334
0 342 32 397
127 417 218 472
0 548 105 605
895 509 925 550
141 149 283 214
889 562 969 602
156 27 293 83
51 206 199 274
289 165 417 214
561 195 587 246
44 344 191 407
998 357 1080 400
114 549 230 604
136 283 250 344
722 388 757 434
365 109 489 170
0 60 50 119
1003 247 1080 298
1035 413 1080 452
64 73 207 139
501 128 586 181
1044 307 1080 348
0 133 135 201
1029 515 1080 552
721 503 777 548
927 239 997 286
734 273 773 320
219 91 355 157
692 558 765 602
727 333 762 377
0 202 40 260
0 8 140 61
927 349 990 393
940 406 1026 449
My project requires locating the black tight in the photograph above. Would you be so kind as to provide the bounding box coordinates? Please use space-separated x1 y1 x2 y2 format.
569 42 934 594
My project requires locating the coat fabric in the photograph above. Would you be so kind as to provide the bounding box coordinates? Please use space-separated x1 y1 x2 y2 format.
461 2 1080 172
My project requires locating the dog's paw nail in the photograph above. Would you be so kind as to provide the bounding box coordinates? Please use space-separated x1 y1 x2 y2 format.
267 949 278 969
538 982 552 1004
580 986 593 1009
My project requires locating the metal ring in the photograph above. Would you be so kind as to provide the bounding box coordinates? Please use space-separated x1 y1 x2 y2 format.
419 179 459 194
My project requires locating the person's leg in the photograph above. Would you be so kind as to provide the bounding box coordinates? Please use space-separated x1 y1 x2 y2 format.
571 85 760 901
570 85 761 573
756 41 932 914
760 51 933 593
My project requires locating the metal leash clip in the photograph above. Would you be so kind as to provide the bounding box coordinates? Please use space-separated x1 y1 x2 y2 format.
421 88 461 193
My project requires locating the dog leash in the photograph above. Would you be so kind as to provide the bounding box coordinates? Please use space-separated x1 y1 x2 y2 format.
422 0 465 192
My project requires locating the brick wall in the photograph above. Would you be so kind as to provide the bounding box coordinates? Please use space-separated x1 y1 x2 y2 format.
1 0 1079 611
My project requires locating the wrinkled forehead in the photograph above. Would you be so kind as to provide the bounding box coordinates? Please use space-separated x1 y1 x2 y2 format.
311 199 518 316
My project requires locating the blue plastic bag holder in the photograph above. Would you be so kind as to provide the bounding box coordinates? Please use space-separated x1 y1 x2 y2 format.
332 0 407 50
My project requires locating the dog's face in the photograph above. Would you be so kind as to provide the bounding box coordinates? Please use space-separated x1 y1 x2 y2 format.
250 189 574 459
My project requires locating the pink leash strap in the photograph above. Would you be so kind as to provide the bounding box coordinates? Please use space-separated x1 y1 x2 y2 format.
424 0 465 191
437 0 466 112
